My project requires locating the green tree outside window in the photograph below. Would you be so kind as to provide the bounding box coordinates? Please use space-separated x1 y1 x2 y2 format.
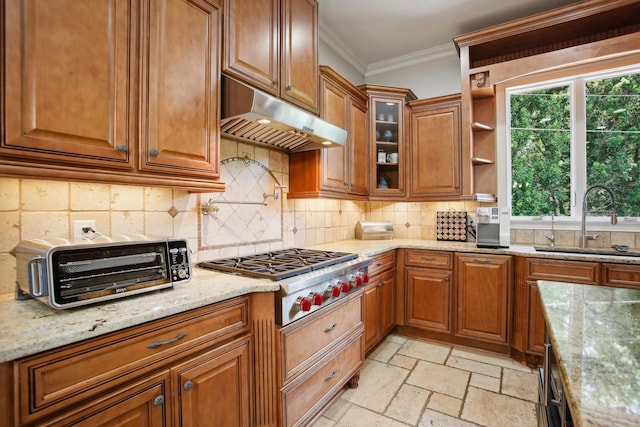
509 70 640 218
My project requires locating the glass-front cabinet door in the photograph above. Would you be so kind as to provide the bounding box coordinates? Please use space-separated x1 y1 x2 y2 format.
359 85 416 198
374 99 402 193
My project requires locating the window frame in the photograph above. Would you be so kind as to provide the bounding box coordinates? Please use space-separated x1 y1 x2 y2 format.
498 62 640 232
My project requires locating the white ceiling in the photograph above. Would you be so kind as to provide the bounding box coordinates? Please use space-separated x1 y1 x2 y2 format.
318 0 581 75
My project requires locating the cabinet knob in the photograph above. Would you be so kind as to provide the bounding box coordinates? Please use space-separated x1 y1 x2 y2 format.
273 79 279 85
153 395 165 406
184 380 193 391
150 149 159 157
117 144 128 153
286 85 292 91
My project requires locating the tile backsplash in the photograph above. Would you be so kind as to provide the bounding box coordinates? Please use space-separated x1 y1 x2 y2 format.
1 138 639 296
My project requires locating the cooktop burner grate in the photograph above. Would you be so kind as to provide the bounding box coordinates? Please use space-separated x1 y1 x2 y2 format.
197 248 359 281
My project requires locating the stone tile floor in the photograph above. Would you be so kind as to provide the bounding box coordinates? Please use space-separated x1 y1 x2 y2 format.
311 334 538 427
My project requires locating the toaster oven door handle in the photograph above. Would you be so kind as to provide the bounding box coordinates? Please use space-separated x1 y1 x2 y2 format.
28 257 48 297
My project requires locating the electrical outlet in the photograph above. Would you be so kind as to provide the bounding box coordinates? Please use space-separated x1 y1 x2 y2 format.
467 214 476 228
73 220 96 241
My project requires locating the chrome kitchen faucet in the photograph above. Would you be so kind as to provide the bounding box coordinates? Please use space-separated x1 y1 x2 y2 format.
580 184 617 248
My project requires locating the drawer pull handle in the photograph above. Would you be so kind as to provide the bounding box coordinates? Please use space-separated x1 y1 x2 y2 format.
153 395 165 406
324 323 337 333
324 369 338 381
148 332 187 349
421 257 436 261
184 380 193 391
473 258 492 264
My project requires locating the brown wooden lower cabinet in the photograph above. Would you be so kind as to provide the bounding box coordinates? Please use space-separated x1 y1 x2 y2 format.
280 330 362 427
511 257 640 366
172 337 251 427
455 253 511 346
405 266 452 333
526 280 545 355
43 372 170 427
277 290 364 427
6 297 253 427
403 250 454 333
364 251 396 353
513 257 601 365
602 263 640 289
40 337 251 427
397 250 511 353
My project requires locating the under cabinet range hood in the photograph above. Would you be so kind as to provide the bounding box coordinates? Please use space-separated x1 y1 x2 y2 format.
220 75 347 151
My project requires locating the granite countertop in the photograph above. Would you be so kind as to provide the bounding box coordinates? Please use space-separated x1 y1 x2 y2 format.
538 281 640 427
0 268 279 363
2 238 639 364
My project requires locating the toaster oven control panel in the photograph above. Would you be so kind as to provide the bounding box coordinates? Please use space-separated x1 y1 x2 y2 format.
168 239 191 283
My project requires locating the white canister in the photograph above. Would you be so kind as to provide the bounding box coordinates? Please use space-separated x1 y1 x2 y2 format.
377 150 386 163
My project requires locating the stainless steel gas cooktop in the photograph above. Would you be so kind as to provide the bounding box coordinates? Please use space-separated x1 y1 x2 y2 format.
197 248 359 281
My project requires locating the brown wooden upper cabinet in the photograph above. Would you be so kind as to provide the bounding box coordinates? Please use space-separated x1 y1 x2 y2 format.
223 0 319 113
359 85 417 199
408 95 462 200
1 0 224 192
288 66 368 199
139 0 222 180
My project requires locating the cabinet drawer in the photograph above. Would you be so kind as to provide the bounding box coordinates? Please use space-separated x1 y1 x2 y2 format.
603 263 640 289
279 293 362 383
527 258 600 284
368 251 396 277
405 250 453 269
281 330 363 427
36 371 170 427
17 297 249 423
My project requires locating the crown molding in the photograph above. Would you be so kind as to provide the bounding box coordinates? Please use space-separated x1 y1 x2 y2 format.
319 19 368 76
319 19 459 78
365 44 458 77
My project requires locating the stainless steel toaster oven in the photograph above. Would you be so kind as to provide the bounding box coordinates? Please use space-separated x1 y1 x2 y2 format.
13 235 191 309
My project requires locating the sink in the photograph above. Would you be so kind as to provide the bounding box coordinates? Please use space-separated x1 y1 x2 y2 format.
533 246 640 257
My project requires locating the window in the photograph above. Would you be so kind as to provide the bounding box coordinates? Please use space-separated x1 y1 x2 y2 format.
507 66 640 221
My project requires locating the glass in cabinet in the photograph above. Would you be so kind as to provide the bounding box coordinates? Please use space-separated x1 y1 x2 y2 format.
360 84 416 198
374 100 401 191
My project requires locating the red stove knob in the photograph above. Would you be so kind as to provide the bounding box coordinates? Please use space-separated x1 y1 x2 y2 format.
312 292 324 306
299 297 312 312
363 273 370 283
355 276 364 287
341 281 350 293
331 285 341 298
